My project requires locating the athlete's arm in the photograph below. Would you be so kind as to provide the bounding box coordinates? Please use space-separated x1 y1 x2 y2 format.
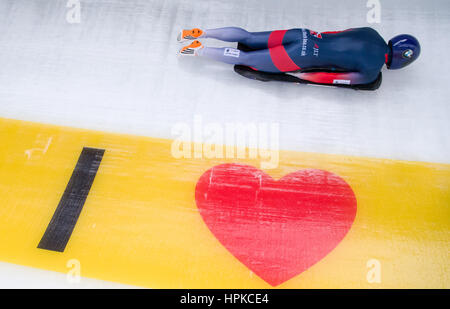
295 71 375 86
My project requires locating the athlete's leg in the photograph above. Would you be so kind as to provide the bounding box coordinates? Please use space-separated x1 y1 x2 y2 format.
197 46 280 73
202 27 272 49
180 27 303 49
203 27 303 49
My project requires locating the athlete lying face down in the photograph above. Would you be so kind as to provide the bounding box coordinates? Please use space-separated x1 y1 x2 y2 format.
177 27 421 90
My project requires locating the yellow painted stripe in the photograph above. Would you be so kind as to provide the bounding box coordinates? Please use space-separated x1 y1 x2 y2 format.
0 117 448 288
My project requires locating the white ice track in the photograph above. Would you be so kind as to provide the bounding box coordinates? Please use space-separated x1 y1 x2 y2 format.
0 0 449 288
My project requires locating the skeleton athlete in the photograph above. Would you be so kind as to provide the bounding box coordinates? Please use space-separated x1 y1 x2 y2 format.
177 27 421 90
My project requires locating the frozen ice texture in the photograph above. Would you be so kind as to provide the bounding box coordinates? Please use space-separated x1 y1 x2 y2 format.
0 0 449 163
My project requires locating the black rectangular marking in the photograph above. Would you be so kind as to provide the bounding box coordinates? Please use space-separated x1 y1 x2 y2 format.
38 147 105 252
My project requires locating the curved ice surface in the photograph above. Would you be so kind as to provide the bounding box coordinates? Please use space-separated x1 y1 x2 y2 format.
0 0 449 164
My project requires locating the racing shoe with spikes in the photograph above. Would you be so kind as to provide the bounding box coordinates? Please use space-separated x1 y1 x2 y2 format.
179 40 204 56
177 28 204 43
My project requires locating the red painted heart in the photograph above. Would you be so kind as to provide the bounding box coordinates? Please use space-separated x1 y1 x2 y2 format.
195 164 357 286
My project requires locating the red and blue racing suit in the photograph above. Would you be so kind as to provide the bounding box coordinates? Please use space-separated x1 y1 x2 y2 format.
199 27 390 86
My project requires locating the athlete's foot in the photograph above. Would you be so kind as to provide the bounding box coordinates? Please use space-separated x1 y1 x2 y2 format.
177 28 204 43
179 40 204 56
